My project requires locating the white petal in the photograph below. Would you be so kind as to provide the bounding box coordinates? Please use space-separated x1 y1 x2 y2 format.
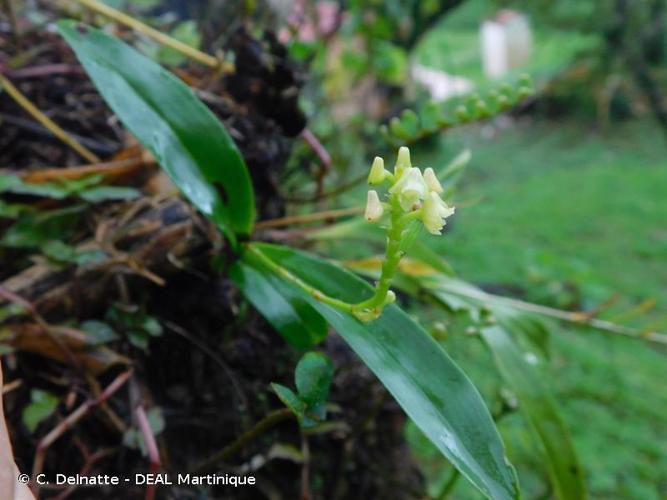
421 192 455 234
389 168 427 211
423 167 443 193
365 190 384 221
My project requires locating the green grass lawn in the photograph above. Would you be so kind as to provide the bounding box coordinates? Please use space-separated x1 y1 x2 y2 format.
411 118 667 499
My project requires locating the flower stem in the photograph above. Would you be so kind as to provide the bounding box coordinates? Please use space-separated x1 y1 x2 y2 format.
351 197 407 317
246 245 355 313
247 195 412 323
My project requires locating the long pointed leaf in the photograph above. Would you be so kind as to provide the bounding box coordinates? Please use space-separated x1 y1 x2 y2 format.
404 268 586 499
58 21 255 241
480 325 587 500
229 259 328 349
239 243 520 500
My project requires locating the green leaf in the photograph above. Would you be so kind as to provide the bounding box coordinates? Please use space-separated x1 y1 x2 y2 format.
480 325 587 500
58 21 255 242
242 243 520 500
41 240 78 262
156 21 202 66
2 206 84 248
80 320 120 345
399 109 420 138
78 186 141 203
421 101 442 131
0 174 22 191
229 259 328 349
0 199 31 219
295 352 333 410
271 383 307 421
22 389 59 433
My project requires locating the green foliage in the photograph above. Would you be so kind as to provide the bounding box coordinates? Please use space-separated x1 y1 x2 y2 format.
22 389 59 433
229 260 328 349
480 325 586 500
1 206 84 248
380 76 534 145
422 119 667 498
271 352 334 429
80 320 120 345
105 304 162 351
140 20 202 66
58 21 256 244
0 173 140 202
243 243 520 500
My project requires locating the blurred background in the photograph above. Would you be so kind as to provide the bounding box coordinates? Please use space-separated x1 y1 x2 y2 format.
2 0 667 499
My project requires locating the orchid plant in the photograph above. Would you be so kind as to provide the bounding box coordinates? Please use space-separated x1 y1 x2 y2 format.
250 146 454 323
58 19 578 500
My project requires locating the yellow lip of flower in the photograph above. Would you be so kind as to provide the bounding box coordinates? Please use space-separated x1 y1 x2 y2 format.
389 167 427 212
365 190 384 222
368 156 387 185
421 191 455 235
423 167 443 193
394 146 412 179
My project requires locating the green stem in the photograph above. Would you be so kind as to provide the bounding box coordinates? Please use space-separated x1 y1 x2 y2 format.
191 408 294 473
246 245 355 313
352 197 410 315
248 193 414 323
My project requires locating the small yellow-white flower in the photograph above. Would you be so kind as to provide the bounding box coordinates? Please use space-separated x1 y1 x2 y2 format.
389 167 427 211
394 146 412 179
423 167 443 194
421 191 455 234
365 190 384 222
368 156 387 185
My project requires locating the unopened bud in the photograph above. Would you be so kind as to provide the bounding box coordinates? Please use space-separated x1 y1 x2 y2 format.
368 156 387 185
365 190 384 222
394 146 412 178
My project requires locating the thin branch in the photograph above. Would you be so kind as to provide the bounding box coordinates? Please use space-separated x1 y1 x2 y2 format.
0 74 100 163
74 0 232 72
300 433 311 500
430 281 667 346
191 408 294 473
20 156 148 184
282 172 368 204
4 64 84 79
301 129 331 170
255 207 362 229
31 370 133 486
135 403 160 500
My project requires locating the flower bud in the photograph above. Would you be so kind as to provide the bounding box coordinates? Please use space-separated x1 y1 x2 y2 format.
394 146 412 178
368 156 387 185
384 290 396 304
364 190 384 222
423 167 443 193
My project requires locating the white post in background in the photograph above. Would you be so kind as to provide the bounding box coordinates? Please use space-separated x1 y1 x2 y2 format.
481 10 532 79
